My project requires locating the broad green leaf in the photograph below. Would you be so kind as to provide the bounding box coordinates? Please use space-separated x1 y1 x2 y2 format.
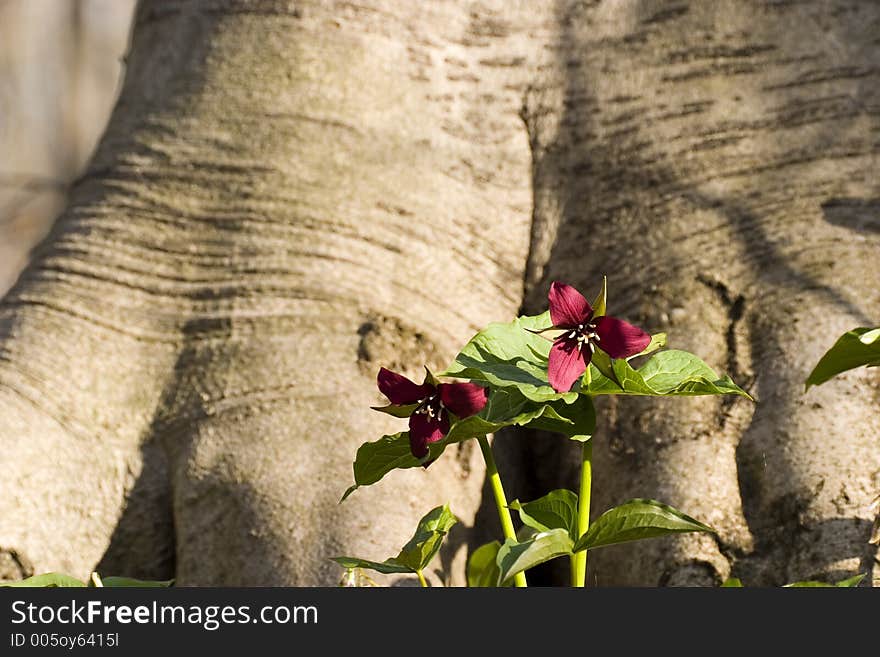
835 574 866 587
332 504 458 576
721 577 743 587
805 327 880 389
496 529 573 584
785 574 865 588
585 350 752 399
343 389 593 499
573 499 715 552
370 403 419 418
467 541 505 587
442 312 578 403
510 489 579 537
330 556 412 575
395 504 458 572
0 573 87 587
101 577 174 588
341 432 421 501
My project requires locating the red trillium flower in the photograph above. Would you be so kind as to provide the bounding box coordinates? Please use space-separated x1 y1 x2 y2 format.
543 281 651 393
377 367 488 460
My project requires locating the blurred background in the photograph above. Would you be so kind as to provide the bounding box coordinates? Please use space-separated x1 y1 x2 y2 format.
0 0 135 295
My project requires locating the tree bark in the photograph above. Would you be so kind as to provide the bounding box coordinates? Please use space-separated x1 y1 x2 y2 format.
1 0 877 586
520 0 880 586
0 0 540 584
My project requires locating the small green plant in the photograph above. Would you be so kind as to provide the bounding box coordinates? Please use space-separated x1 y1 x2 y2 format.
332 505 457 587
336 278 754 586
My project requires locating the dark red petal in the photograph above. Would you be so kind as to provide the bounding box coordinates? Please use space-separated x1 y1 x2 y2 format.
548 281 593 328
594 315 651 359
548 338 589 393
408 412 449 459
438 382 488 418
377 367 433 405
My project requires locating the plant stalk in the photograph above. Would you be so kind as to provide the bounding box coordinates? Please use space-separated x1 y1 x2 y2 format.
416 570 428 588
477 434 527 588
573 440 593 587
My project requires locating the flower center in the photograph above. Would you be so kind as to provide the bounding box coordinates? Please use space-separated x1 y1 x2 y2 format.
568 322 599 353
414 393 445 420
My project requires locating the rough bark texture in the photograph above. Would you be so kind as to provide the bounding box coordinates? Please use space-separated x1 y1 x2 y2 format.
1 0 878 586
519 0 880 586
0 0 541 585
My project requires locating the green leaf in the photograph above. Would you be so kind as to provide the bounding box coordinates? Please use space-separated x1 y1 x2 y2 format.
592 276 607 318
330 556 412 575
496 529 573 584
101 577 174 588
442 312 578 403
467 541 505 587
721 577 743 587
510 489 579 538
332 504 458 576
805 327 880 389
395 504 458 572
585 350 752 399
371 403 419 418
785 573 865 588
573 499 715 552
834 574 866 587
0 573 87 587
341 432 422 501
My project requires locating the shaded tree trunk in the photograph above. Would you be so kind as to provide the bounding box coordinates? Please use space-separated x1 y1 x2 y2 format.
519 0 880 586
1 0 877 586
0 0 540 585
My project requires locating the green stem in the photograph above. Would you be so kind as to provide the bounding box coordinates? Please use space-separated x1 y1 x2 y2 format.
477 434 527 588
416 570 428 588
573 440 593 587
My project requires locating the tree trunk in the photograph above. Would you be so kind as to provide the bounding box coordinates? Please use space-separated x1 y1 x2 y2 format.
1 0 877 586
520 0 880 586
0 0 540 584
